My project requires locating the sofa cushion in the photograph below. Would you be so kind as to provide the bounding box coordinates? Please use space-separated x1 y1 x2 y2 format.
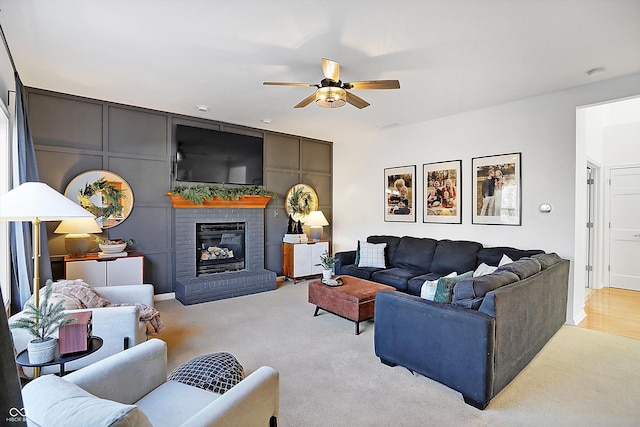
389 236 437 271
532 252 563 269
339 265 382 280
367 235 401 266
357 241 387 268
495 257 541 280
406 272 442 295
22 374 152 427
430 240 483 275
136 380 219 427
433 271 474 303
371 268 421 292
477 247 545 266
452 270 520 309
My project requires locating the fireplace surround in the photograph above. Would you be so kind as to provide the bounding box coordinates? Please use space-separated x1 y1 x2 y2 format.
173 206 276 305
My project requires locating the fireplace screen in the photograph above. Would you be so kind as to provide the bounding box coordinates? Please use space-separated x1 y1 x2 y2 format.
196 222 245 275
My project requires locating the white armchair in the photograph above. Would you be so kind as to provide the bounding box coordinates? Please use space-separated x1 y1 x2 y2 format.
9 284 154 377
22 339 280 427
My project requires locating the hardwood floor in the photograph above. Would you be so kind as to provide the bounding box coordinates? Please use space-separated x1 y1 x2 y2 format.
579 287 640 340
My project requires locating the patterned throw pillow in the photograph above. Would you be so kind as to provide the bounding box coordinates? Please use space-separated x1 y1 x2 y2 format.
421 271 456 301
433 270 474 304
168 352 244 394
357 241 387 269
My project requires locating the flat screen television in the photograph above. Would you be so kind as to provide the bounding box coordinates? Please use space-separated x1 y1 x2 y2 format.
175 124 263 185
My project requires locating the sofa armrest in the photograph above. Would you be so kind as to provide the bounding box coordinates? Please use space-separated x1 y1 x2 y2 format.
181 366 279 427
94 284 154 307
374 290 495 408
334 250 356 275
65 338 168 405
9 305 145 377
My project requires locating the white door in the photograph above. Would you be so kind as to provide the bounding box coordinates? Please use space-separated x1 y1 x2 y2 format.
610 166 640 290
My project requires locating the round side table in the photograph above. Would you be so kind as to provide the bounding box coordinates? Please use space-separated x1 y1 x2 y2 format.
16 336 103 377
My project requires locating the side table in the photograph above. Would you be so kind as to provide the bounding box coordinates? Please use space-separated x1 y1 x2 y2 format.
16 336 103 378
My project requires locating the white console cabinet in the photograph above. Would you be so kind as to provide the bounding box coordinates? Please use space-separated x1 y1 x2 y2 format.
282 241 330 283
64 252 144 286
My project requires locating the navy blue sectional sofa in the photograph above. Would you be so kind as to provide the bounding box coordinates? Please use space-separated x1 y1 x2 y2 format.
334 235 570 409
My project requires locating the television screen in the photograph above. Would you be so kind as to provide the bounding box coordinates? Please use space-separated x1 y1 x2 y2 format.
175 125 263 185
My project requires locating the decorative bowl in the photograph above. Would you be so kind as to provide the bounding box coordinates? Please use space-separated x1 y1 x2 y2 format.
99 243 127 254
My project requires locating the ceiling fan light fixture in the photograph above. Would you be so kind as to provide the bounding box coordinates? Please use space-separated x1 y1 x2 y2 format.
315 87 346 108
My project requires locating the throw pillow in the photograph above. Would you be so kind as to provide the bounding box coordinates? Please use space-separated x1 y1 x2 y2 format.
357 241 387 269
354 240 361 265
21 374 152 427
420 271 457 301
473 254 513 277
473 262 498 277
433 270 474 304
498 254 513 266
168 352 245 394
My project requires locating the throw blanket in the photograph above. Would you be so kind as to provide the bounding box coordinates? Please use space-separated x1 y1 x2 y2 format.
50 280 164 336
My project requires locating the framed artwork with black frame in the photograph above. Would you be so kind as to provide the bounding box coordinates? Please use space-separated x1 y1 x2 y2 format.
384 165 416 222
472 153 521 225
423 160 462 224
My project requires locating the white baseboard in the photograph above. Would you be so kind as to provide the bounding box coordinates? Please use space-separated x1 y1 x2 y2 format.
569 309 587 326
154 292 175 302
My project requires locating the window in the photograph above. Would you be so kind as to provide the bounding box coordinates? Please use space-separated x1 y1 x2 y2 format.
1 100 11 308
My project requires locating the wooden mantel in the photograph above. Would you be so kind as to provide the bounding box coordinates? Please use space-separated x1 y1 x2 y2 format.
166 193 271 209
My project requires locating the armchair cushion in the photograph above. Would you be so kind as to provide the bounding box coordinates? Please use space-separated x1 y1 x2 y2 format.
22 374 152 427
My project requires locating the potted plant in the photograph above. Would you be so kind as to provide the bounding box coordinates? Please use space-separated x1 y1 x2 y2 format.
315 250 336 280
10 280 77 364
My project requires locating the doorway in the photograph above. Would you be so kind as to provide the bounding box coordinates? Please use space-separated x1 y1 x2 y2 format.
609 166 640 291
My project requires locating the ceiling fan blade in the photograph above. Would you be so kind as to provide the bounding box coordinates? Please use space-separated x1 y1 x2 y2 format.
345 91 370 109
344 80 400 90
321 58 340 82
263 82 317 87
294 92 317 108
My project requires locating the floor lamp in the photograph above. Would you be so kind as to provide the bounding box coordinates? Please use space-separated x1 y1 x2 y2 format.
0 182 95 310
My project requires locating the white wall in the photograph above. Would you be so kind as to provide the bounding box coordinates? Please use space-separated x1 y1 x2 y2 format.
605 122 640 165
333 72 640 324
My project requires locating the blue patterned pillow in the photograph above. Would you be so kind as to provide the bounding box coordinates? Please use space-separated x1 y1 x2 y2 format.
168 352 244 394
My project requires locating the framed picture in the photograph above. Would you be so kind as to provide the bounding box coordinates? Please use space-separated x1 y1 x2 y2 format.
384 165 416 222
472 153 521 225
423 160 462 224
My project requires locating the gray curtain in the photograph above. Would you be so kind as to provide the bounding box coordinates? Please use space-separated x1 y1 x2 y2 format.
10 75 52 313
0 287 25 426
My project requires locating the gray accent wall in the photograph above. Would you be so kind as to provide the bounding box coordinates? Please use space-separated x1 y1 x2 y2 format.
27 87 332 294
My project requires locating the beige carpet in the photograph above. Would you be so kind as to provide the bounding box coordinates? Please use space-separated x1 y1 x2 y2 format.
155 280 640 427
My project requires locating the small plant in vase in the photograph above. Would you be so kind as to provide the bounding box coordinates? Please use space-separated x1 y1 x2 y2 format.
10 280 77 364
315 250 336 280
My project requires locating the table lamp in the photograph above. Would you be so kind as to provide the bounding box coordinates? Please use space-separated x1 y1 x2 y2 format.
305 210 329 241
0 182 95 310
54 217 102 257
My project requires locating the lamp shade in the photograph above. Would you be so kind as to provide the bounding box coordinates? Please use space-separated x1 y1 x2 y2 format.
0 182 94 221
304 210 329 227
54 218 102 234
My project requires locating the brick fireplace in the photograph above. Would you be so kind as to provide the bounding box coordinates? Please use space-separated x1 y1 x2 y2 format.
172 201 276 305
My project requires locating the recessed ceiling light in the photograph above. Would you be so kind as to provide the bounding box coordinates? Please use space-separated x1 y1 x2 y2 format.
586 67 606 77
262 118 272 124
196 105 209 112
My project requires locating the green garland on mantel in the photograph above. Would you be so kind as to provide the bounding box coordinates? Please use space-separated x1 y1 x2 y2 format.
170 184 278 205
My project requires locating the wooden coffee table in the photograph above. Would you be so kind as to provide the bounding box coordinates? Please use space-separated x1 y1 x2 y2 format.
308 275 395 334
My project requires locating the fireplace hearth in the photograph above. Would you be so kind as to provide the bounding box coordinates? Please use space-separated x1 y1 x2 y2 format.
173 206 276 305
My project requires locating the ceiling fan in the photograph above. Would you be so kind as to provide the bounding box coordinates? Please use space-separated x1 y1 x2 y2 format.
263 58 400 109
